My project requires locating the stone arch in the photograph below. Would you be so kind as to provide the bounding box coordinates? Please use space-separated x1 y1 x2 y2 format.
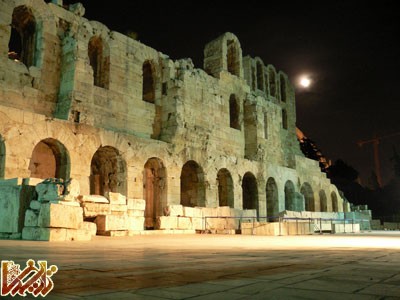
29 138 70 181
144 158 167 229
242 172 258 213
143 60 155 103
90 146 126 196
331 191 338 212
282 109 288 129
256 59 264 91
88 35 110 89
300 182 315 211
280 73 287 102
217 168 234 208
0 135 5 178
180 160 205 207
9 5 36 67
266 177 279 220
268 66 277 97
319 190 328 212
226 39 240 76
229 94 240 130
284 180 295 211
251 64 256 91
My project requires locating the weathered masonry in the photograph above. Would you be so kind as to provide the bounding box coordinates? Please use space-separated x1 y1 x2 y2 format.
0 0 355 239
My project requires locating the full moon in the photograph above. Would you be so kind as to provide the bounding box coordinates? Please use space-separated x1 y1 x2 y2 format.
300 77 311 88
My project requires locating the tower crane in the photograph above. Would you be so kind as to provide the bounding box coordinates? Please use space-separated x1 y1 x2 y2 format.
357 131 400 187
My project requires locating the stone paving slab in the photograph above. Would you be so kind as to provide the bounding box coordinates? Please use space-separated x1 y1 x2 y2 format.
0 231 399 299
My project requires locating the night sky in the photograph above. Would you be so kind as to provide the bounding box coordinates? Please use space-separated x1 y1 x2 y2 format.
66 1 400 186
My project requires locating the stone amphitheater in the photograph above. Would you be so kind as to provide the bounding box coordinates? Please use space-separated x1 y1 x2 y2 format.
0 0 368 241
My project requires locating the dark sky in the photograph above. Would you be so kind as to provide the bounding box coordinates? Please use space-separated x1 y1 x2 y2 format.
66 1 400 186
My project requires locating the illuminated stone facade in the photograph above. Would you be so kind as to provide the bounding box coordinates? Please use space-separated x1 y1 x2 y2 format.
0 0 350 238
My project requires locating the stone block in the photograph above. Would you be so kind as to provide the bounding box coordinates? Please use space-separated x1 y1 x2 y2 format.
52 200 80 206
24 209 38 227
370 219 382 230
110 204 128 212
97 230 128 237
59 194 77 202
127 198 146 210
127 209 144 217
206 218 226 230
66 178 80 197
231 208 242 218
164 205 183 216
30 200 41 210
332 223 360 233
82 203 111 217
127 217 145 231
200 207 218 217
183 206 194 217
95 215 128 231
217 206 231 217
38 203 83 229
22 227 67 241
0 181 33 234
108 192 126 205
79 195 109 203
156 216 178 229
192 217 204 230
241 209 257 222
36 181 64 202
193 208 203 218
79 221 97 236
226 217 239 230
66 229 92 241
177 217 192 230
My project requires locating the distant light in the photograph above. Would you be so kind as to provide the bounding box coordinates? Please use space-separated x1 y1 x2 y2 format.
300 77 311 88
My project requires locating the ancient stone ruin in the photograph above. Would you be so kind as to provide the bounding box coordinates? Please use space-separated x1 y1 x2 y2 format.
0 0 370 241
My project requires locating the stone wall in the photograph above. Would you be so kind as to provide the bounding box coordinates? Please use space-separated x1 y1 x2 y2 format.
0 0 351 236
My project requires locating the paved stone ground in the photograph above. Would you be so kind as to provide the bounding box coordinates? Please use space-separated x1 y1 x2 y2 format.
1 231 400 299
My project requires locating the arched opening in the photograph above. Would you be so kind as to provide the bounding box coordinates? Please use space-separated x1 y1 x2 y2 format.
142 60 155 103
319 190 328 212
0 135 5 178
242 172 258 214
256 61 264 91
29 138 70 181
266 177 279 221
301 183 315 211
90 146 126 196
217 168 234 208
144 158 167 229
251 66 256 91
280 74 287 102
229 94 240 130
282 109 288 130
9 5 36 67
226 39 240 76
268 67 276 97
331 191 338 212
264 113 268 139
284 180 295 211
264 70 269 95
180 160 205 207
88 36 109 89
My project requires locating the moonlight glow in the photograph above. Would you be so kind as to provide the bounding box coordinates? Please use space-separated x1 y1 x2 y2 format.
300 77 311 88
